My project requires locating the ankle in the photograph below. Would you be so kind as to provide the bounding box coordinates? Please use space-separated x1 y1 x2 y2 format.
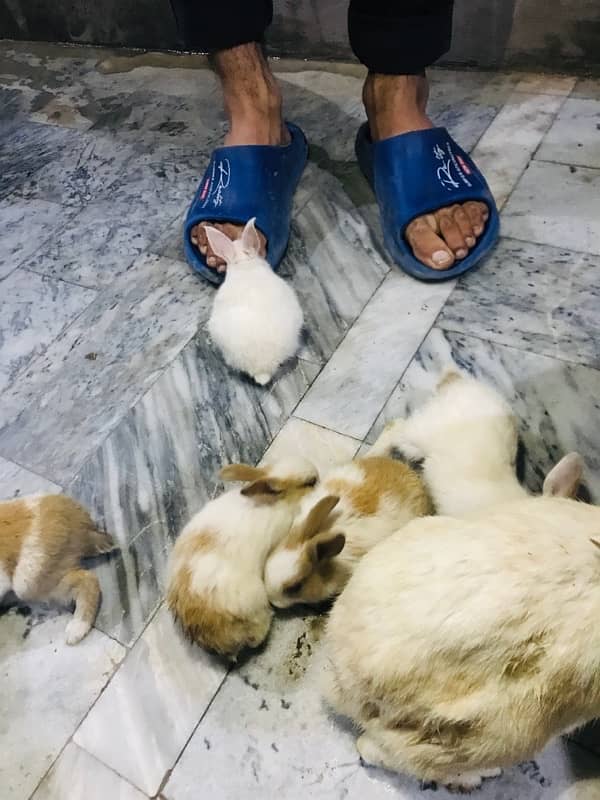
363 73 431 141
212 43 285 146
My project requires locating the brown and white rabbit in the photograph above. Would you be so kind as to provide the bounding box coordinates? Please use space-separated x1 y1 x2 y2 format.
324 457 592 793
166 456 318 660
0 494 116 644
264 456 432 608
205 218 304 386
370 369 583 517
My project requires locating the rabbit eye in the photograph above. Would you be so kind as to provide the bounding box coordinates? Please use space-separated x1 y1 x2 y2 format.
304 477 317 487
284 580 304 595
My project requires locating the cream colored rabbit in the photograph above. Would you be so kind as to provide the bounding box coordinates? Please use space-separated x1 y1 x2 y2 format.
370 369 582 517
167 456 318 660
324 460 593 792
264 456 432 608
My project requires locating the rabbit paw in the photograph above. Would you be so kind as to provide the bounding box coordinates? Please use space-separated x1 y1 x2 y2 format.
65 618 91 645
444 768 501 793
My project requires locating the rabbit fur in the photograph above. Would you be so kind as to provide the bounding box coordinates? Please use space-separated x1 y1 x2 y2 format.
206 218 304 386
323 482 600 792
166 456 318 660
0 494 116 644
369 369 583 518
264 456 432 608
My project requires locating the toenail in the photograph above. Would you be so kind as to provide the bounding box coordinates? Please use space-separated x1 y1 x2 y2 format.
466 236 475 246
191 236 198 245
433 250 451 265
474 225 483 235
456 248 467 259
207 256 216 266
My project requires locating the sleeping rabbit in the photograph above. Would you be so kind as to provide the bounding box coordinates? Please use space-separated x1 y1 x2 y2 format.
205 218 304 386
370 369 583 517
264 455 432 608
166 456 318 660
324 459 594 792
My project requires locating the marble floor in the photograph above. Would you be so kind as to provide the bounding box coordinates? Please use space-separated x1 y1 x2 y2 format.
2 39 600 799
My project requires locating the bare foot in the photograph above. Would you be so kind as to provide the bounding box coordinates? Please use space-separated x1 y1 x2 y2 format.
190 43 287 273
363 73 489 271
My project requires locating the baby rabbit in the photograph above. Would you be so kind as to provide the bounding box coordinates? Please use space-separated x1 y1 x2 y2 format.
0 493 116 644
264 456 432 608
324 459 593 792
370 369 583 517
166 456 318 660
205 218 304 386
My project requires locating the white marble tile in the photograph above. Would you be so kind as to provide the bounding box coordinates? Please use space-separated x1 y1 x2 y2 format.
32 743 147 800
536 98 600 169
513 73 577 96
0 609 125 800
501 161 600 255
67 340 319 645
0 254 212 485
0 199 71 279
470 91 564 208
74 606 227 796
367 327 600 502
262 417 360 474
295 271 454 440
0 268 96 393
438 238 600 368
0 457 60 499
163 612 600 800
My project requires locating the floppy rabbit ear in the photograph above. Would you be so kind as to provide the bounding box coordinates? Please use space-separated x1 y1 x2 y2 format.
543 452 584 498
220 463 266 482
299 495 340 542
204 226 237 264
241 217 261 256
310 531 346 562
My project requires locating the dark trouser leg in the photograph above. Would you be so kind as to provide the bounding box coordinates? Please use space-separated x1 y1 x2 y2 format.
169 0 273 52
348 0 454 74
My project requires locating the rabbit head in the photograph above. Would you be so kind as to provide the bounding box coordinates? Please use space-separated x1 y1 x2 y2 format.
264 494 347 608
203 217 264 267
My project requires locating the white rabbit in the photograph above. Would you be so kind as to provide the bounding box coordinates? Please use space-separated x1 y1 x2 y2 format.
166 456 318 660
370 369 583 517
264 456 432 608
324 460 594 792
205 218 304 386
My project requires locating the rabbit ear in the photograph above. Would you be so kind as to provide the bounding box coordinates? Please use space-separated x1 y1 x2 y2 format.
220 463 266 482
543 452 584 498
310 531 346 562
299 495 340 542
204 226 237 264
241 217 261 256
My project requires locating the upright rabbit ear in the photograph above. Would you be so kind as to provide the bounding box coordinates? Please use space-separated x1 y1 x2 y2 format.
204 226 237 264
543 452 584 498
220 463 266 482
241 217 261 256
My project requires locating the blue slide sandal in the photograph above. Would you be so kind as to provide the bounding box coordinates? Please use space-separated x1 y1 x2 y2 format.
184 122 308 285
355 123 499 281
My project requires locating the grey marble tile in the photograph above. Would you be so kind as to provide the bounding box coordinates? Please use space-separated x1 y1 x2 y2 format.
438 239 600 368
163 611 600 800
0 609 125 800
0 457 60 499
0 268 96 393
470 91 564 208
296 271 454 440
502 161 600 255
32 744 147 800
68 337 319 644
0 254 211 486
512 73 577 96
0 199 73 279
0 121 83 201
536 98 600 169
572 78 600 100
263 417 360 474
74 606 227 796
367 327 600 502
